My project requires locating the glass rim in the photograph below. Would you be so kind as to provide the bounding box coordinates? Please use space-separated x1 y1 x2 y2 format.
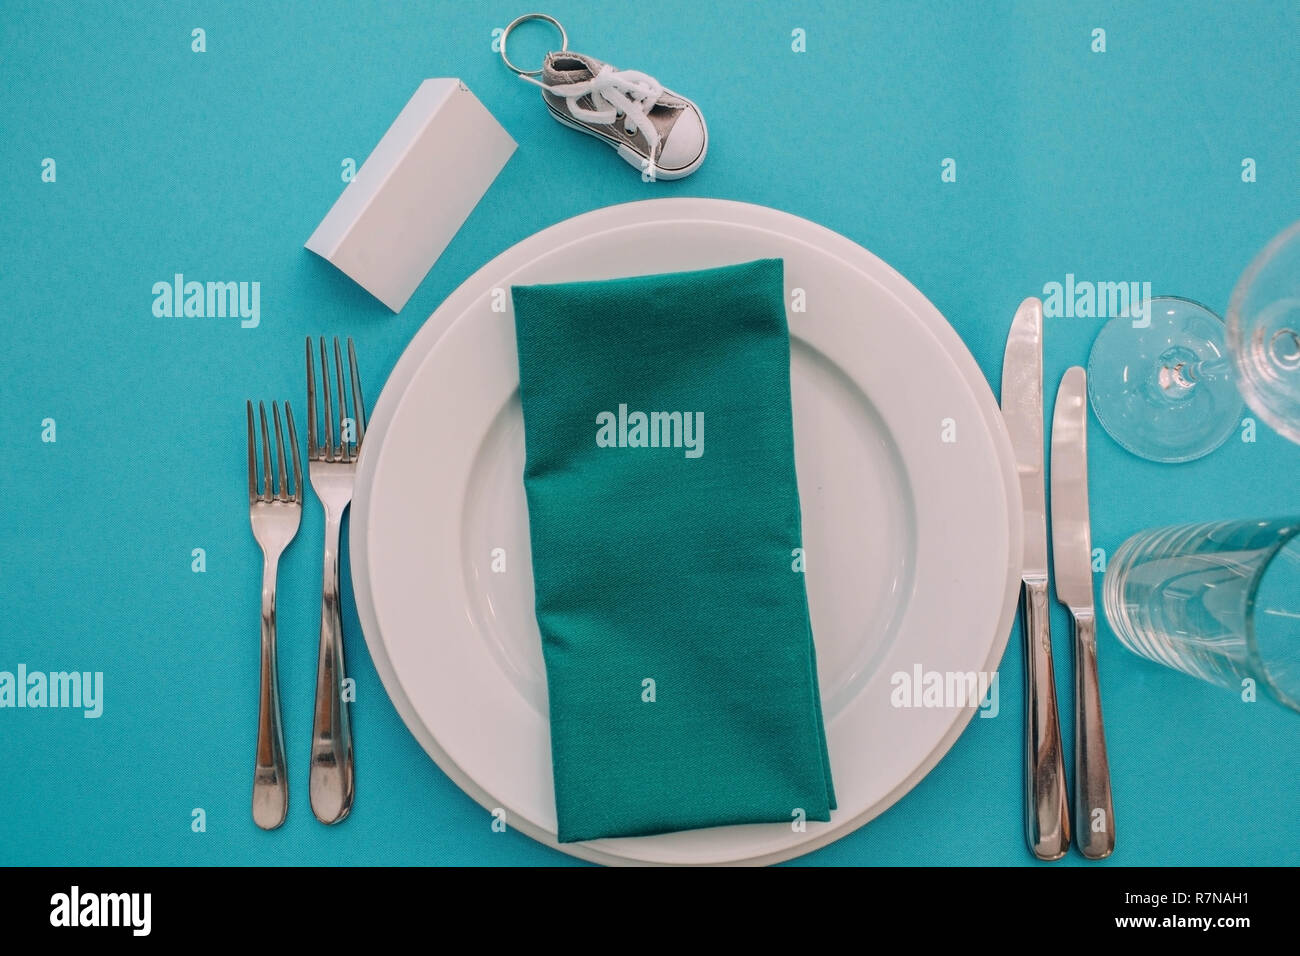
1147 293 1222 319
1227 219 1300 338
1225 219 1300 445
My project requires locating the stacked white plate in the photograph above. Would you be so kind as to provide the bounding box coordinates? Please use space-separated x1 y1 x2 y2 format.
351 199 1023 865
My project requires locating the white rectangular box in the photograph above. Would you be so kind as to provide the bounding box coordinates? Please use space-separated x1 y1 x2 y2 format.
306 79 516 312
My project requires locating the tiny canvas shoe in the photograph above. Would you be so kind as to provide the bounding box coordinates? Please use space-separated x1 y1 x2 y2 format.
524 51 707 180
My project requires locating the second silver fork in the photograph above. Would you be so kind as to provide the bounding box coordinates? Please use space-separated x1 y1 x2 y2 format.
306 336 365 824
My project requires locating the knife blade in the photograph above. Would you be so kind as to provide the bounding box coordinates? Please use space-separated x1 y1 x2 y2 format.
1051 365 1115 860
1000 296 1070 861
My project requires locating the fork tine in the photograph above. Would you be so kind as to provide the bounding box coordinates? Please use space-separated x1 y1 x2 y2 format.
306 337 319 459
257 400 273 502
272 402 289 502
320 337 334 460
348 337 366 446
333 336 350 463
285 401 303 503
246 401 258 503
258 401 273 501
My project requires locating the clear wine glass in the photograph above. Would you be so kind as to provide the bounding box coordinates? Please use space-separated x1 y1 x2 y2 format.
1087 219 1300 461
1227 219 1300 445
1087 296 1241 462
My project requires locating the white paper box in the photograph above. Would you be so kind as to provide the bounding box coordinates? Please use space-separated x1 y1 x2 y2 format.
306 79 516 312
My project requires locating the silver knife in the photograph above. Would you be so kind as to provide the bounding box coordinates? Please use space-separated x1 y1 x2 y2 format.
1001 296 1070 861
1051 366 1115 860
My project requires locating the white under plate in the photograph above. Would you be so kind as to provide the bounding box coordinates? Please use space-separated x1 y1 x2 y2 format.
351 199 1022 865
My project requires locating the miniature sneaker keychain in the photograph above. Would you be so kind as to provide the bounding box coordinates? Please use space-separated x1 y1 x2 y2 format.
500 13 707 181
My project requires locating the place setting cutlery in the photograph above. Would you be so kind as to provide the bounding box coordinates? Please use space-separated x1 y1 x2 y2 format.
1002 297 1072 861
1002 299 1115 862
245 337 365 830
305 336 364 826
1051 366 1116 860
242 291 1121 862
246 400 302 831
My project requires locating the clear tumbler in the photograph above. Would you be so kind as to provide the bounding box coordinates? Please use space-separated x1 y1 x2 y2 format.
1103 517 1300 712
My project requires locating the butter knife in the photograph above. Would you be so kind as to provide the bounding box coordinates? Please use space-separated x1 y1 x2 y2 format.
1001 297 1070 861
1051 366 1115 860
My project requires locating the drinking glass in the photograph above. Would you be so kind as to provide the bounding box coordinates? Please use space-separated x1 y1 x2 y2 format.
1227 219 1300 445
1103 517 1300 712
1087 296 1240 462
1087 220 1300 462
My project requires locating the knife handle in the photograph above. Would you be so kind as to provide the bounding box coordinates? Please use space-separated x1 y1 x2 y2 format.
1072 609 1115 859
1021 577 1070 860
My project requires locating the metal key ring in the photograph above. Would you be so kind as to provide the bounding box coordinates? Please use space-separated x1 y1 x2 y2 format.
500 13 568 76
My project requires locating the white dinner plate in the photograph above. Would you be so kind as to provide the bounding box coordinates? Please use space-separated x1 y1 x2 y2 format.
351 199 1022 865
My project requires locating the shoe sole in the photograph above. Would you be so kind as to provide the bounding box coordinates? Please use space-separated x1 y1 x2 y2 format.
544 101 708 181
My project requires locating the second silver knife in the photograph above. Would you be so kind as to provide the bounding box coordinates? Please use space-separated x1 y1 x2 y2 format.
1051 365 1115 860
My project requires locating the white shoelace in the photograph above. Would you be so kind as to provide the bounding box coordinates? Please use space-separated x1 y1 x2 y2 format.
522 63 665 172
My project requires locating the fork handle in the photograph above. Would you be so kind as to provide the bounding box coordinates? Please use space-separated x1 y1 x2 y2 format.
253 555 288 830
310 509 354 824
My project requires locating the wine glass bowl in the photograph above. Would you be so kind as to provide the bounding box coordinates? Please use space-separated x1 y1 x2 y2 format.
1227 219 1300 446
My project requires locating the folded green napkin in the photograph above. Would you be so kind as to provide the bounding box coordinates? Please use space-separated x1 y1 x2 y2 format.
511 258 835 843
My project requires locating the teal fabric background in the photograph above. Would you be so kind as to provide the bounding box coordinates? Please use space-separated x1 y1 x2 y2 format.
1 0 1296 865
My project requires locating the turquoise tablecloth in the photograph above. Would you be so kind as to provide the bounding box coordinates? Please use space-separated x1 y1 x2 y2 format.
2 0 1296 865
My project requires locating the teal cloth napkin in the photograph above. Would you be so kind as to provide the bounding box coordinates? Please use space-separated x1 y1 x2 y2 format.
511 258 835 843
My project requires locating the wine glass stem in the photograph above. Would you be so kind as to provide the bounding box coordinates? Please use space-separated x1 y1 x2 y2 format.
1268 327 1300 371
1182 355 1232 383
1154 351 1231 396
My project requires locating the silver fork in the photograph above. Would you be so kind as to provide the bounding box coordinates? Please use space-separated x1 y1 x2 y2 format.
247 400 303 831
306 336 365 824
